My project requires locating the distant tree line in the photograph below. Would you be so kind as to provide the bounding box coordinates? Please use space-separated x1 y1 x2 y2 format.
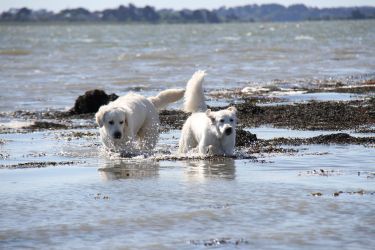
1 4 374 23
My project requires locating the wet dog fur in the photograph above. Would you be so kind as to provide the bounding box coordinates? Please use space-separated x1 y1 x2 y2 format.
96 89 184 155
178 71 237 156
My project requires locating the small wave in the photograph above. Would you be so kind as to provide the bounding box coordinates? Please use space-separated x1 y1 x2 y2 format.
33 69 44 74
0 120 34 129
77 38 96 43
134 52 177 60
269 90 307 97
241 86 271 94
221 36 241 41
100 147 256 162
294 35 314 41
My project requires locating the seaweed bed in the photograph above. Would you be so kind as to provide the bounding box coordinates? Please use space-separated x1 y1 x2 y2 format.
1 161 83 169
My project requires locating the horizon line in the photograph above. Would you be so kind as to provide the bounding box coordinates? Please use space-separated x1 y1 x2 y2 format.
1 3 375 13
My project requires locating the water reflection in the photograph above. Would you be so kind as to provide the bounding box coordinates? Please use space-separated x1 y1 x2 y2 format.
182 157 236 181
98 159 159 181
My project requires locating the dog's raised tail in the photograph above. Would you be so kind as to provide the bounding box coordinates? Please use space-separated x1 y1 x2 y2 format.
148 88 185 110
183 70 207 113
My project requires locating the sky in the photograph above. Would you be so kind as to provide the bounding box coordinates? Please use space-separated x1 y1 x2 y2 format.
0 0 374 12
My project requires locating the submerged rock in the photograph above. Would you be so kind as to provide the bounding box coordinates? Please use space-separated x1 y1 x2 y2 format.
70 89 118 114
23 121 68 130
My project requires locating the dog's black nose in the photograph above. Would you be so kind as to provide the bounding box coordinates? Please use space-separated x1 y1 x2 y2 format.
113 131 122 139
225 127 233 135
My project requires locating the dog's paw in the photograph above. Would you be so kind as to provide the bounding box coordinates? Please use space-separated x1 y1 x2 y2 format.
206 145 216 155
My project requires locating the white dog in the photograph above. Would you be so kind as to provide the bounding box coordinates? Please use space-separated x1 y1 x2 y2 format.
96 89 184 155
178 71 237 156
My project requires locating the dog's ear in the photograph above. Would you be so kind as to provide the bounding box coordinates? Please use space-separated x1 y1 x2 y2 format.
227 106 237 113
95 107 107 128
121 109 128 127
205 109 216 124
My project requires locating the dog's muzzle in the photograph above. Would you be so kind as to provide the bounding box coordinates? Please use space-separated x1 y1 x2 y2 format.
113 131 122 139
224 127 233 136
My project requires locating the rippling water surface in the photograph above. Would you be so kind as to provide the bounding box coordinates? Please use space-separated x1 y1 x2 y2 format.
1 129 374 249
0 20 374 111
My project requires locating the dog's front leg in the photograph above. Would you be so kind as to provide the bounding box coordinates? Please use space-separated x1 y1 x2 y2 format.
207 145 225 156
198 138 209 155
198 135 219 155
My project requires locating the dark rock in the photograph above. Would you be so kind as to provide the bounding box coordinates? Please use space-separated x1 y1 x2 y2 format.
70 89 118 114
236 129 257 147
309 133 375 144
311 192 323 196
159 110 188 130
312 133 352 143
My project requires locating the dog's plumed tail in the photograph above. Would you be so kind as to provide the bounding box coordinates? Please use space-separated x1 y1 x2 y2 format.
148 89 185 110
183 70 207 113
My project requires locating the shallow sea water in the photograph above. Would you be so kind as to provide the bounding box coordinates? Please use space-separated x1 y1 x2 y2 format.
1 128 374 249
1 20 375 249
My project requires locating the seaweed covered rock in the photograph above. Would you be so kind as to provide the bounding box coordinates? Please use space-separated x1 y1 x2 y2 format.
312 133 352 143
70 89 118 114
159 110 189 130
271 133 375 145
236 129 257 147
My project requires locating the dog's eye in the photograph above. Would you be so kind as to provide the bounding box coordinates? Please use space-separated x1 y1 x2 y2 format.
109 121 114 125
219 119 224 123
230 118 234 122
119 121 124 125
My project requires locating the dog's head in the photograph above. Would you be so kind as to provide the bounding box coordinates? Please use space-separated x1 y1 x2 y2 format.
206 106 237 137
95 106 127 140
